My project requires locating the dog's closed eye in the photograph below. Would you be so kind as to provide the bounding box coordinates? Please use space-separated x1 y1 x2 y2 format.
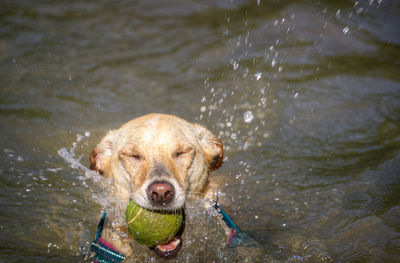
129 153 142 160
173 147 193 159
119 148 144 162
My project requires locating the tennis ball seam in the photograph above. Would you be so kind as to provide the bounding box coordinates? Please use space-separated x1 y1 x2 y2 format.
127 207 143 224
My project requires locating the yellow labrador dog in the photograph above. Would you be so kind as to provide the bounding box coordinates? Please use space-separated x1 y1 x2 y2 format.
89 113 224 258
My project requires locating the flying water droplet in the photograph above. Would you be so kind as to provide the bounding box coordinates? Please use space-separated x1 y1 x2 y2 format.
271 58 277 67
336 9 341 19
243 111 254 123
232 60 239 71
261 97 267 104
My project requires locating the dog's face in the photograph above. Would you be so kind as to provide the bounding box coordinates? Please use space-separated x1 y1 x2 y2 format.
90 114 223 211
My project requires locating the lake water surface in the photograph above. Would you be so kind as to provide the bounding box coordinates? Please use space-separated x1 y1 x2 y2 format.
1 0 399 262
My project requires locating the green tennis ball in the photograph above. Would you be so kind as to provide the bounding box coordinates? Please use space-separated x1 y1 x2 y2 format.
125 201 183 247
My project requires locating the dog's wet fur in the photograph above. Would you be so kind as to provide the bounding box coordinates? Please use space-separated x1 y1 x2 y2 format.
90 113 225 257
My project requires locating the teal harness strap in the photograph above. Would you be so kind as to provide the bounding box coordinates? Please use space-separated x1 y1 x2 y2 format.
211 202 240 232
89 212 126 263
95 212 107 241
211 202 254 248
216 205 240 232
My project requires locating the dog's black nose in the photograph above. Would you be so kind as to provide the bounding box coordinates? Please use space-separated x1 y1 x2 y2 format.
148 181 175 206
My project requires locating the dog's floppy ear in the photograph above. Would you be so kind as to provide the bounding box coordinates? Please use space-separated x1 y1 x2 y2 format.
90 130 116 176
192 124 223 171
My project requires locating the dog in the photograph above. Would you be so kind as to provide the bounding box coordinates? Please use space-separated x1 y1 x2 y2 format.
89 113 226 259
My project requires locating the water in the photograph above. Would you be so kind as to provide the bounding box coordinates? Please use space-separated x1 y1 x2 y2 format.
1 0 399 262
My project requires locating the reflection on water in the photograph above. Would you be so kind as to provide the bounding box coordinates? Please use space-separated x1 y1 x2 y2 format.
1 0 399 262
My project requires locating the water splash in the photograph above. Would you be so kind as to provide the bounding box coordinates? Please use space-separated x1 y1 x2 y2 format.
57 132 115 212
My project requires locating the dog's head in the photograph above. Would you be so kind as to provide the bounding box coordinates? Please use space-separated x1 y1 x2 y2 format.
90 113 223 211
